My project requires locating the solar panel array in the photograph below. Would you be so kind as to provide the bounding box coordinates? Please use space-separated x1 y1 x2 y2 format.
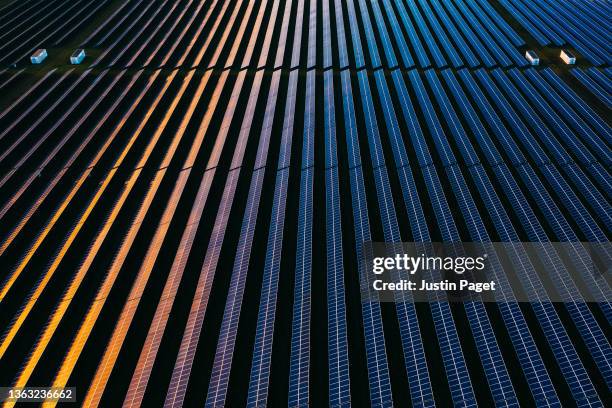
0 0 610 406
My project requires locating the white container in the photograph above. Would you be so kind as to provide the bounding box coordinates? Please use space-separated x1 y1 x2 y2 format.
525 50 539 66
30 49 48 64
560 49 575 65
70 49 85 64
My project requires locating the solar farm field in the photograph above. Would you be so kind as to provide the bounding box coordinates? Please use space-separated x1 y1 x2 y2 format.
0 0 610 406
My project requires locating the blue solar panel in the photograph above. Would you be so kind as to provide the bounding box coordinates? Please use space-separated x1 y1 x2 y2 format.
373 71 409 168
391 0 430 68
572 68 612 108
390 71 434 167
530 0 609 65
429 0 480 68
247 167 289 408
450 0 514 67
307 0 317 68
587 68 612 96
322 0 333 68
357 71 386 168
416 0 463 68
288 166 314 407
437 0 496 68
323 71 351 406
543 1 612 61
324 71 338 168
405 69 584 406
289 70 317 405
368 0 398 68
247 71 300 408
524 69 611 166
341 71 392 406
344 0 366 68
407 70 456 166
507 69 597 167
372 163 438 406
488 164 606 403
302 71 316 169
440 69 503 165
496 0 551 46
462 0 528 66
493 69 612 199
405 0 447 68
332 0 349 68
473 0 526 47
424 69 480 166
340 72 361 169
489 69 572 165
379 0 414 68
356 0 382 68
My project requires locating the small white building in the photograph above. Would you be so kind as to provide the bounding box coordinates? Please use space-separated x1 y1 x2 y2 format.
70 49 86 64
525 50 539 66
30 49 48 64
560 49 575 65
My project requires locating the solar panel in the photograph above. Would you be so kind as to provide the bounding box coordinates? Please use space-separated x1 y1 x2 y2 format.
247 71 300 407
379 0 414 68
165 71 265 408
586 68 612 97
524 69 611 166
343 0 366 68
307 0 317 68
331 0 349 68
247 167 289 407
432 1 480 68
273 0 295 68
341 71 392 406
368 0 398 68
362 70 440 406
206 168 266 407
450 0 514 67
405 0 447 68
207 71 282 406
460 0 527 67
496 0 551 46
241 0 274 68
356 0 382 68
288 167 314 407
572 68 612 108
437 0 496 68
531 0 609 65
290 0 306 68
416 0 463 68
473 0 525 47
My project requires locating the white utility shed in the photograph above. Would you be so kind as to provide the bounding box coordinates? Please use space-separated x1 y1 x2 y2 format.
560 49 576 64
30 49 47 64
525 50 539 66
70 49 86 64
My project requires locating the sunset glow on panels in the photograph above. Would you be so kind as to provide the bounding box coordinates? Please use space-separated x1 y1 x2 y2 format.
0 0 610 407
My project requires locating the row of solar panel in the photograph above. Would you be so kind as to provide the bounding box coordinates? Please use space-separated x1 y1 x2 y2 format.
46 0 532 70
499 0 612 66
1 61 610 406
0 0 109 66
